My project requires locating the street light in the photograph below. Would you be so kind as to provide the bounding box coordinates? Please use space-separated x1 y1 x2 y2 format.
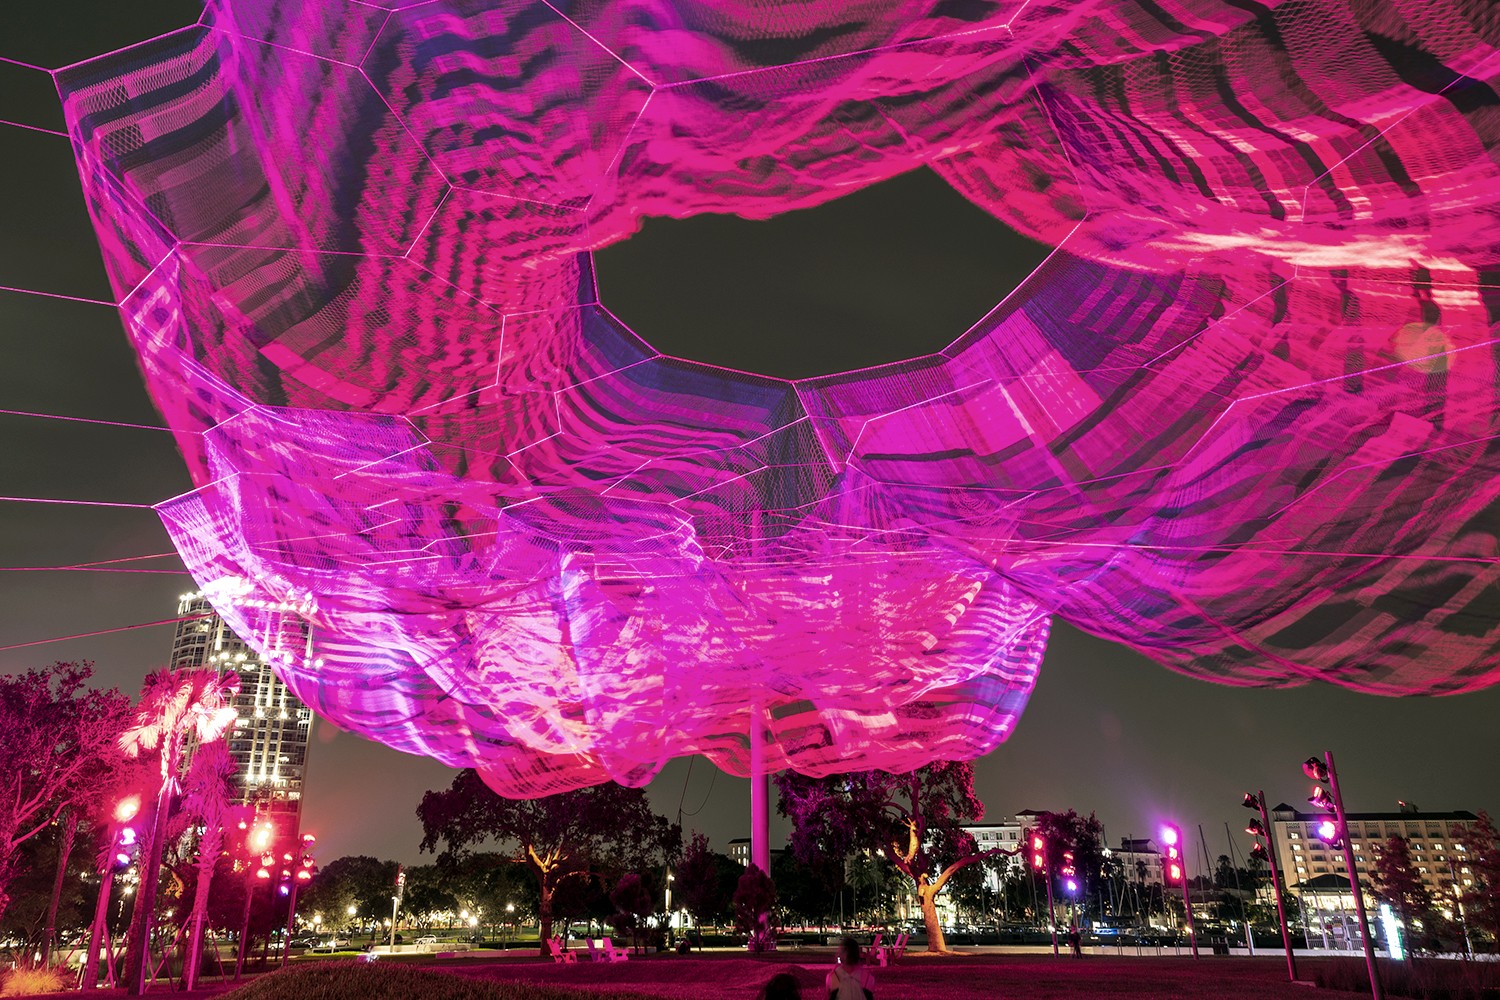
83 794 143 990
1304 750 1382 1000
1242 789 1297 983
1160 824 1197 958
1024 829 1058 956
664 871 675 947
235 818 277 981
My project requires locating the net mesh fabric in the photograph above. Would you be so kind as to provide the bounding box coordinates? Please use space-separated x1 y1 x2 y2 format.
52 0 1500 795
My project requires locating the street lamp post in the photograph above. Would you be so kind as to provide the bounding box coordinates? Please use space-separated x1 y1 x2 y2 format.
1243 790 1298 983
235 819 275 981
664 871 675 947
280 834 318 968
1160 824 1198 958
1304 752 1382 1000
1026 830 1058 956
83 796 142 990
390 868 406 951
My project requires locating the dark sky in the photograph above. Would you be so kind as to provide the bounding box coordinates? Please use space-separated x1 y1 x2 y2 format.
2 4 1497 873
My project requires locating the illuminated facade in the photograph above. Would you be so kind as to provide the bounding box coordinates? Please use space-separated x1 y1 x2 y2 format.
1110 839 1166 888
171 593 315 822
1270 803 1479 906
38 0 1500 795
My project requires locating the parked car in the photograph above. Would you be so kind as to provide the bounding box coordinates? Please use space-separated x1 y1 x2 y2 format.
415 935 439 947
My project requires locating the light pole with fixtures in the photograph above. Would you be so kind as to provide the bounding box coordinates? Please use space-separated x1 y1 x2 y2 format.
1025 829 1058 956
1160 824 1197 957
83 795 141 990
1242 790 1297 982
235 818 275 981
1304 752 1381 1000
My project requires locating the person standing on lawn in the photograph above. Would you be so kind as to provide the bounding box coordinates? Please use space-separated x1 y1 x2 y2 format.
826 936 875 1000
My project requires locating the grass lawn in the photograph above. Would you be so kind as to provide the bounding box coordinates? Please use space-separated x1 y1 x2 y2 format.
49 953 1488 995
441 952 1377 999
40 950 1446 1000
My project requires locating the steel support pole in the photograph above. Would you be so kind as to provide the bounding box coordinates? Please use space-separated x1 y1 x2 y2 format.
1180 870 1198 957
749 701 770 875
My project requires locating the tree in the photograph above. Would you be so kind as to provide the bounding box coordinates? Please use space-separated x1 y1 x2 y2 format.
776 761 1003 953
0 821 94 952
0 663 132 924
435 851 531 937
402 864 459 927
1027 810 1105 921
117 668 239 995
1372 837 1435 931
772 849 840 929
675 833 738 946
846 850 905 925
297 855 402 937
175 742 237 988
1454 811 1500 951
733 863 776 952
418 769 680 954
610 873 655 953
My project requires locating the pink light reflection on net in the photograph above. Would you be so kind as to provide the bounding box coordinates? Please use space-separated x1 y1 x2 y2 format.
48 0 1500 796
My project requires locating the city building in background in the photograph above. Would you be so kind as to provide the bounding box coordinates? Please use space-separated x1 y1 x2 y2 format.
1111 838 1166 886
1271 801 1479 908
171 592 315 826
726 838 784 870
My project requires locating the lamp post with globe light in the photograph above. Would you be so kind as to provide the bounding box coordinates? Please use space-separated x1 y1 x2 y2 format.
234 818 275 981
280 833 318 968
83 795 142 990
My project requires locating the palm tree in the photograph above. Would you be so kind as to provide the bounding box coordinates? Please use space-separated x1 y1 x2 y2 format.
118 669 239 996
175 742 238 989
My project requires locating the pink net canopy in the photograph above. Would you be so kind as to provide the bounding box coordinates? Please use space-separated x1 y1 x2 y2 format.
56 0 1500 795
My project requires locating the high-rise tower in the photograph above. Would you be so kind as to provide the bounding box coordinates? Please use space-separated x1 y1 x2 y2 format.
170 592 315 825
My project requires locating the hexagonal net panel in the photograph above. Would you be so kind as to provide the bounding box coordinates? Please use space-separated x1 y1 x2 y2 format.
53 0 1500 796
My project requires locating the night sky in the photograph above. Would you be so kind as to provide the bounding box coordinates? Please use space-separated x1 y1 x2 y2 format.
2 4 1497 874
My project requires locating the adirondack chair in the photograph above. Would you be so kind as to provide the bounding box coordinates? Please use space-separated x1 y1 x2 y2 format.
586 938 605 962
547 937 576 964
875 931 909 965
599 937 629 961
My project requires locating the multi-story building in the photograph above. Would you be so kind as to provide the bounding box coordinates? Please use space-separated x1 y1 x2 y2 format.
726 838 784 869
171 592 315 827
1269 801 1479 908
959 819 1026 887
1111 838 1165 886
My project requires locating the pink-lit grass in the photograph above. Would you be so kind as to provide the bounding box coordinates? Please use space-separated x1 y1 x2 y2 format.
441 952 1379 1000
55 952 1397 1000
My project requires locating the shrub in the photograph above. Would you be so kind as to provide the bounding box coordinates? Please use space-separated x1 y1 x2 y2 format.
1313 957 1500 1000
0 965 70 997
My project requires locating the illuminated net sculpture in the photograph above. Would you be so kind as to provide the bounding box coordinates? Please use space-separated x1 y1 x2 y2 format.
52 0 1500 795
